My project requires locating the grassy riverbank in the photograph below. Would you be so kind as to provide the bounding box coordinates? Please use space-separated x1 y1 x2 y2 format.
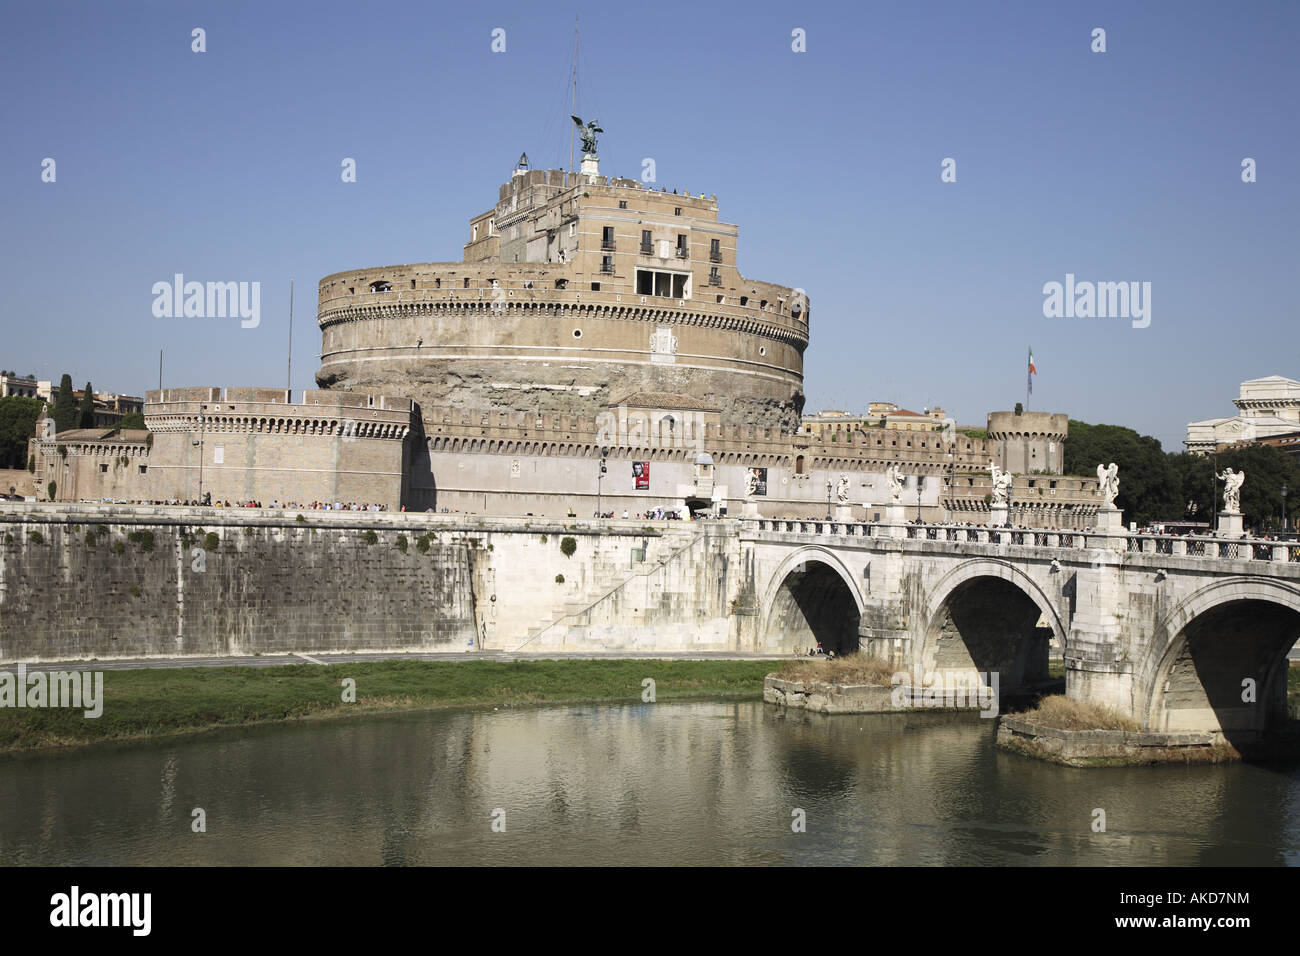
0 659 773 753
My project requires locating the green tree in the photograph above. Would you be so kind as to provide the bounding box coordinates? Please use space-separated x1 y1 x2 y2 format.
117 411 145 430
53 374 76 432
78 381 96 428
0 396 42 469
1064 420 1174 525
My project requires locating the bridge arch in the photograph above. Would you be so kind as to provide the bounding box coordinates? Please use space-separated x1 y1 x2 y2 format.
918 559 1067 695
1144 577 1300 739
759 547 865 656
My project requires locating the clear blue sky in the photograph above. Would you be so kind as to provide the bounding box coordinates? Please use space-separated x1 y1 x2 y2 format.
2 0 1296 450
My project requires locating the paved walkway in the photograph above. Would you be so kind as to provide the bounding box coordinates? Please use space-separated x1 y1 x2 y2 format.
0 650 794 673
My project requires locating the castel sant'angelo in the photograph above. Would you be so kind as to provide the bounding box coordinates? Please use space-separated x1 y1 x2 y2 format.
32 128 1099 524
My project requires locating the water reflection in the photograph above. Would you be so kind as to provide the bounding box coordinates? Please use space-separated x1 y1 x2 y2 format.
0 701 1296 866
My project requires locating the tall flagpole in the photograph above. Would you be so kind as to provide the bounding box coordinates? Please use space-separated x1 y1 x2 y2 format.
568 17 579 175
286 279 294 398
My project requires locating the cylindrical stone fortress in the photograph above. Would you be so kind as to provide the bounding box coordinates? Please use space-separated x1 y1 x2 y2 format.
317 162 808 431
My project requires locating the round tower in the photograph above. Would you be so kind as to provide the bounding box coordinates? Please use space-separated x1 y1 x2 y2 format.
986 411 1068 474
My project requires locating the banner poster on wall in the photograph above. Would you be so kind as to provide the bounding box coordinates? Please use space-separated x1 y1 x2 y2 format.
751 467 768 496
633 461 650 490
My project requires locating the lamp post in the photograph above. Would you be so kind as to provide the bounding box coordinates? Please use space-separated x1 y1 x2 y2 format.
825 479 832 521
191 405 206 505
916 475 925 523
597 447 608 517
946 452 954 523
1282 482 1288 533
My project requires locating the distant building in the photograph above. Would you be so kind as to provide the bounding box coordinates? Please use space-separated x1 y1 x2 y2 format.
31 379 143 428
0 371 38 399
802 404 952 438
1185 375 1300 454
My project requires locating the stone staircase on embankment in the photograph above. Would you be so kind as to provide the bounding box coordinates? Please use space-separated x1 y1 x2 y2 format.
512 526 719 652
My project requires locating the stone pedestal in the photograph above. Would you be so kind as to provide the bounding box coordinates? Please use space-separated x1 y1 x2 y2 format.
742 499 759 517
988 504 1008 528
581 154 599 180
1094 506 1125 532
881 502 906 537
1218 512 1244 538
834 503 854 522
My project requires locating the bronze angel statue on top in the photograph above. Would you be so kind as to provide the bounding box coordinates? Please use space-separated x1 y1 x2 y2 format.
571 116 603 155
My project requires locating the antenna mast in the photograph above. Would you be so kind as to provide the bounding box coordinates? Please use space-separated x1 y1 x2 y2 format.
568 16 578 175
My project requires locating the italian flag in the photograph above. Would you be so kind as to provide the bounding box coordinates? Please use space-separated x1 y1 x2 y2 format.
1028 347 1036 395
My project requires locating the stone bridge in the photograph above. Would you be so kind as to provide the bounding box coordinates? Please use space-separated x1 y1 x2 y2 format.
741 513 1300 744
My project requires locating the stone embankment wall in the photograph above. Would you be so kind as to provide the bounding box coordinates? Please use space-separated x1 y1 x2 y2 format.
0 506 478 661
0 505 747 662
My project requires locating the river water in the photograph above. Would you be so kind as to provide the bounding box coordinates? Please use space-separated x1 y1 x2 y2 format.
1 700 1297 866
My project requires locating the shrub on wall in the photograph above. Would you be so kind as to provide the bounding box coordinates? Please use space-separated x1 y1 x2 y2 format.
555 573 565 584
560 536 577 558
395 534 408 553
28 529 44 544
416 533 431 555
362 530 378 545
127 529 155 553
112 540 125 555
47 481 56 499
202 532 219 551
84 530 97 548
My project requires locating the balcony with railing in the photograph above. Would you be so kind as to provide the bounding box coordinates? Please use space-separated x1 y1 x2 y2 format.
601 239 617 252
675 246 689 259
599 260 615 275
707 273 722 286
709 250 723 263
639 241 653 256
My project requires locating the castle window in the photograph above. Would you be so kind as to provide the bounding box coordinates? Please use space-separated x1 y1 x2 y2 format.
435 278 441 289
463 277 470 289
618 200 627 209
99 463 108 473
410 280 416 289
602 226 615 251
601 255 614 274
740 296 748 306
759 347 766 356
554 279 567 290
640 230 652 255
708 267 721 287
674 207 682 216
760 299 767 309
139 465 147 475
709 238 721 262
795 455 805 474
676 235 688 258
590 282 601 291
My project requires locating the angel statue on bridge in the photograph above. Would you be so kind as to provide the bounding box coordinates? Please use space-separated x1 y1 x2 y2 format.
1096 462 1120 509
885 464 904 502
836 474 850 503
1219 468 1245 515
988 461 1013 507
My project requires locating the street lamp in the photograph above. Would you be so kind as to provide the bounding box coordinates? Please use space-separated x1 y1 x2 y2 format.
916 475 925 523
1282 482 1288 533
597 446 608 517
191 405 206 505
946 452 954 523
825 479 832 521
